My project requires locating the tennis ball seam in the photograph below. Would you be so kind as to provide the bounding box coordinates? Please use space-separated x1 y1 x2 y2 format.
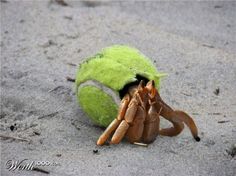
77 80 121 106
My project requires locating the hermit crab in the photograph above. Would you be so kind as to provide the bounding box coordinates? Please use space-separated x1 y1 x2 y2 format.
75 45 200 146
97 80 200 145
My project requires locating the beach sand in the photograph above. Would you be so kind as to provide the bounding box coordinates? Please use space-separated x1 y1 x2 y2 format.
1 1 236 175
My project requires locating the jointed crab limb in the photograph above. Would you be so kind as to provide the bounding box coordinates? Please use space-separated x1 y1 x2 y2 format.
125 105 146 143
110 120 129 144
170 110 200 141
110 99 139 144
96 95 130 145
147 80 200 141
117 94 130 120
123 99 138 123
147 82 184 137
156 100 200 141
142 100 161 143
157 104 185 137
97 118 121 145
159 121 184 137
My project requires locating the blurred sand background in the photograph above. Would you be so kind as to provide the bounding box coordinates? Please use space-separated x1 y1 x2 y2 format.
1 0 236 176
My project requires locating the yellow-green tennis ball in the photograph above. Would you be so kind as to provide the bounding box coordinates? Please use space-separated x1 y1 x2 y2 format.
76 45 165 127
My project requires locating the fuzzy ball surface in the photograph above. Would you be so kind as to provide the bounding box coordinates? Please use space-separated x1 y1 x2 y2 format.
76 45 164 127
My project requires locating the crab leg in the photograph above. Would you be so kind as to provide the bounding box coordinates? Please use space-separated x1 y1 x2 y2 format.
142 101 161 143
159 120 184 136
169 110 200 141
158 98 200 141
96 119 121 145
117 94 131 120
96 95 130 146
110 120 130 144
146 81 183 136
147 80 200 141
110 99 138 144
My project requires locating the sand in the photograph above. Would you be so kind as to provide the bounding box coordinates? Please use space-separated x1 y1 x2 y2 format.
1 1 236 176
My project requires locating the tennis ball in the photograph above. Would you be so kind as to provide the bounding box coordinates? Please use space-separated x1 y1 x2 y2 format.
76 45 165 127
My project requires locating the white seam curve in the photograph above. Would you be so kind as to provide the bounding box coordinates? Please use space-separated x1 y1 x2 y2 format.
77 80 121 106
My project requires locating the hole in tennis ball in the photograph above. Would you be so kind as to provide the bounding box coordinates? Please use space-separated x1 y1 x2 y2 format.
119 74 149 99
